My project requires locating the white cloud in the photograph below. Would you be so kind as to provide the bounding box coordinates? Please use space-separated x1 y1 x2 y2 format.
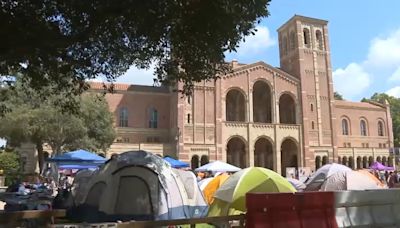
227 26 276 60
386 86 400 97
389 67 400 82
333 63 371 99
366 29 400 68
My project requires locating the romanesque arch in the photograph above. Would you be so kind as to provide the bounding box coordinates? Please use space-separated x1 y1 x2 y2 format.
226 89 246 122
227 137 247 168
280 138 298 176
253 81 272 123
356 156 362 169
191 155 199 169
368 156 374 166
279 93 296 124
363 156 368 168
254 137 274 169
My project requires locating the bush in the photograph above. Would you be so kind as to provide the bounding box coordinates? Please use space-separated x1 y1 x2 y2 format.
0 150 21 185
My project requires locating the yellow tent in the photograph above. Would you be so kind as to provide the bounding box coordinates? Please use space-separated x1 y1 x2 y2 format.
203 173 230 205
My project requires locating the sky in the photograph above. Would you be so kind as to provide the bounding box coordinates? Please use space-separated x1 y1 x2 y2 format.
112 1 400 101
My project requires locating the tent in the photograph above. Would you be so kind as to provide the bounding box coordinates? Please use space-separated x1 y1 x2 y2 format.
163 156 190 168
320 170 387 191
198 178 213 191
286 178 306 191
208 167 295 216
48 149 106 167
304 163 351 191
203 173 230 205
369 162 394 171
195 161 241 173
77 150 208 222
71 169 97 205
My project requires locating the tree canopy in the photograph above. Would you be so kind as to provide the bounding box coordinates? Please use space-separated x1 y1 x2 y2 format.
333 92 344 100
1 0 271 95
363 93 400 147
0 79 116 171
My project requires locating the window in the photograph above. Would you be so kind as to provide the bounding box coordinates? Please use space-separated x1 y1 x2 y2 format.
119 107 128 127
303 28 310 48
310 103 314 112
123 137 130 143
283 36 288 55
311 121 315 130
347 143 351 148
187 95 191 104
149 108 158 128
315 30 323 50
289 31 296 50
383 143 386 148
378 121 384 136
342 119 349 135
360 120 367 136
366 143 369 148
379 143 382 148
187 114 191 124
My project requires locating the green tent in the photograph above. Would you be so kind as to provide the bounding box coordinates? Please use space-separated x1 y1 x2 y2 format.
208 167 296 216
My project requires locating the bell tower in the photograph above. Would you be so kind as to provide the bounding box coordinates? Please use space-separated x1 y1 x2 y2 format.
277 15 337 169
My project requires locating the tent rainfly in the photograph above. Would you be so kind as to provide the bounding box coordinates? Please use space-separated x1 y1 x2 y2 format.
195 161 241 173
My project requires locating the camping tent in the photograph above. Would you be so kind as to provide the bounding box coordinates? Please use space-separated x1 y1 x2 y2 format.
304 163 351 191
203 173 230 205
208 167 295 216
286 178 306 191
78 150 208 222
369 162 394 171
163 156 190 168
195 161 241 173
320 170 387 191
71 169 97 205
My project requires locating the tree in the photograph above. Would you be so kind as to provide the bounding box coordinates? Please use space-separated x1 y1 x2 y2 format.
0 150 21 185
0 79 116 171
334 92 344 100
1 1 271 96
366 93 400 147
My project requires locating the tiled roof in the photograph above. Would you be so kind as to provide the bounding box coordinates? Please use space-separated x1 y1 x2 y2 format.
334 100 385 110
88 82 170 93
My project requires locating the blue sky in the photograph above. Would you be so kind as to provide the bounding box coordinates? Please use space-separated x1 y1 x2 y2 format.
116 0 400 102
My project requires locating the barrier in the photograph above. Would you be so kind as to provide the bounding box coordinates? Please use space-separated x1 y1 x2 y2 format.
246 192 338 228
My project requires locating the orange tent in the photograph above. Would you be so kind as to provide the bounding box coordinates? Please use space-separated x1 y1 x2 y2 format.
357 169 385 187
203 173 230 205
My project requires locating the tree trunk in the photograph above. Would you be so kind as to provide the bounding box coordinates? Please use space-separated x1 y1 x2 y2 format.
36 142 44 173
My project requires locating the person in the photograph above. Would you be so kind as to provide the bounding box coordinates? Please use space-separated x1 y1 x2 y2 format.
388 172 396 188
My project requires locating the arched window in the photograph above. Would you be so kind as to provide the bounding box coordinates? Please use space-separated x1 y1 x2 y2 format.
310 103 314 112
315 30 323 50
226 89 246 122
289 31 296 50
149 108 158 128
191 155 199 169
342 156 348 167
119 107 128 127
311 121 315 130
348 156 354 169
360 119 367 136
315 156 321 170
322 156 328 165
283 36 288 55
200 155 209 166
303 28 310 48
378 121 384 136
342 119 349 135
187 95 192 104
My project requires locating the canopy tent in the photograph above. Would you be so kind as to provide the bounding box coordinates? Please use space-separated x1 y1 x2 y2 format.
163 156 190 168
208 167 295 216
320 170 387 191
48 149 105 164
369 162 394 171
304 163 351 191
195 161 241 173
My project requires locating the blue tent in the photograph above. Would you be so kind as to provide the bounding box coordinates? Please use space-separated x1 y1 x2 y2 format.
47 149 106 168
164 156 190 168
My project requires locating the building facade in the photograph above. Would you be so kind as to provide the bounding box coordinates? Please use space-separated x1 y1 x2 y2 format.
19 15 393 175
92 15 394 175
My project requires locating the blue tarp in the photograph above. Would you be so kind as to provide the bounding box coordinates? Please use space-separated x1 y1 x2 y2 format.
58 164 100 170
163 156 190 168
48 149 105 163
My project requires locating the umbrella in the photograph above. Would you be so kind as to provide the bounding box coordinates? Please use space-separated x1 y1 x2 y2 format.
195 161 241 172
163 156 190 168
203 173 230 205
369 162 394 171
304 163 351 191
320 170 387 191
208 167 295 216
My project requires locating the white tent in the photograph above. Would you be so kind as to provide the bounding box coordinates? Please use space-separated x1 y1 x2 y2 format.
304 163 351 191
320 170 387 191
79 151 208 221
195 161 241 173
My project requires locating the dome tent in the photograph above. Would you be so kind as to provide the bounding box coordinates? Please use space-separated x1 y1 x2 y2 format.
75 151 207 222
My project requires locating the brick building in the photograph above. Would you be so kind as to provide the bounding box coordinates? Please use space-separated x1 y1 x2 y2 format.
20 15 394 175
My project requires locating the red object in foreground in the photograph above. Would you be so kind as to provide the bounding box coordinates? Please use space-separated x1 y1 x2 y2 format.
246 192 338 228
